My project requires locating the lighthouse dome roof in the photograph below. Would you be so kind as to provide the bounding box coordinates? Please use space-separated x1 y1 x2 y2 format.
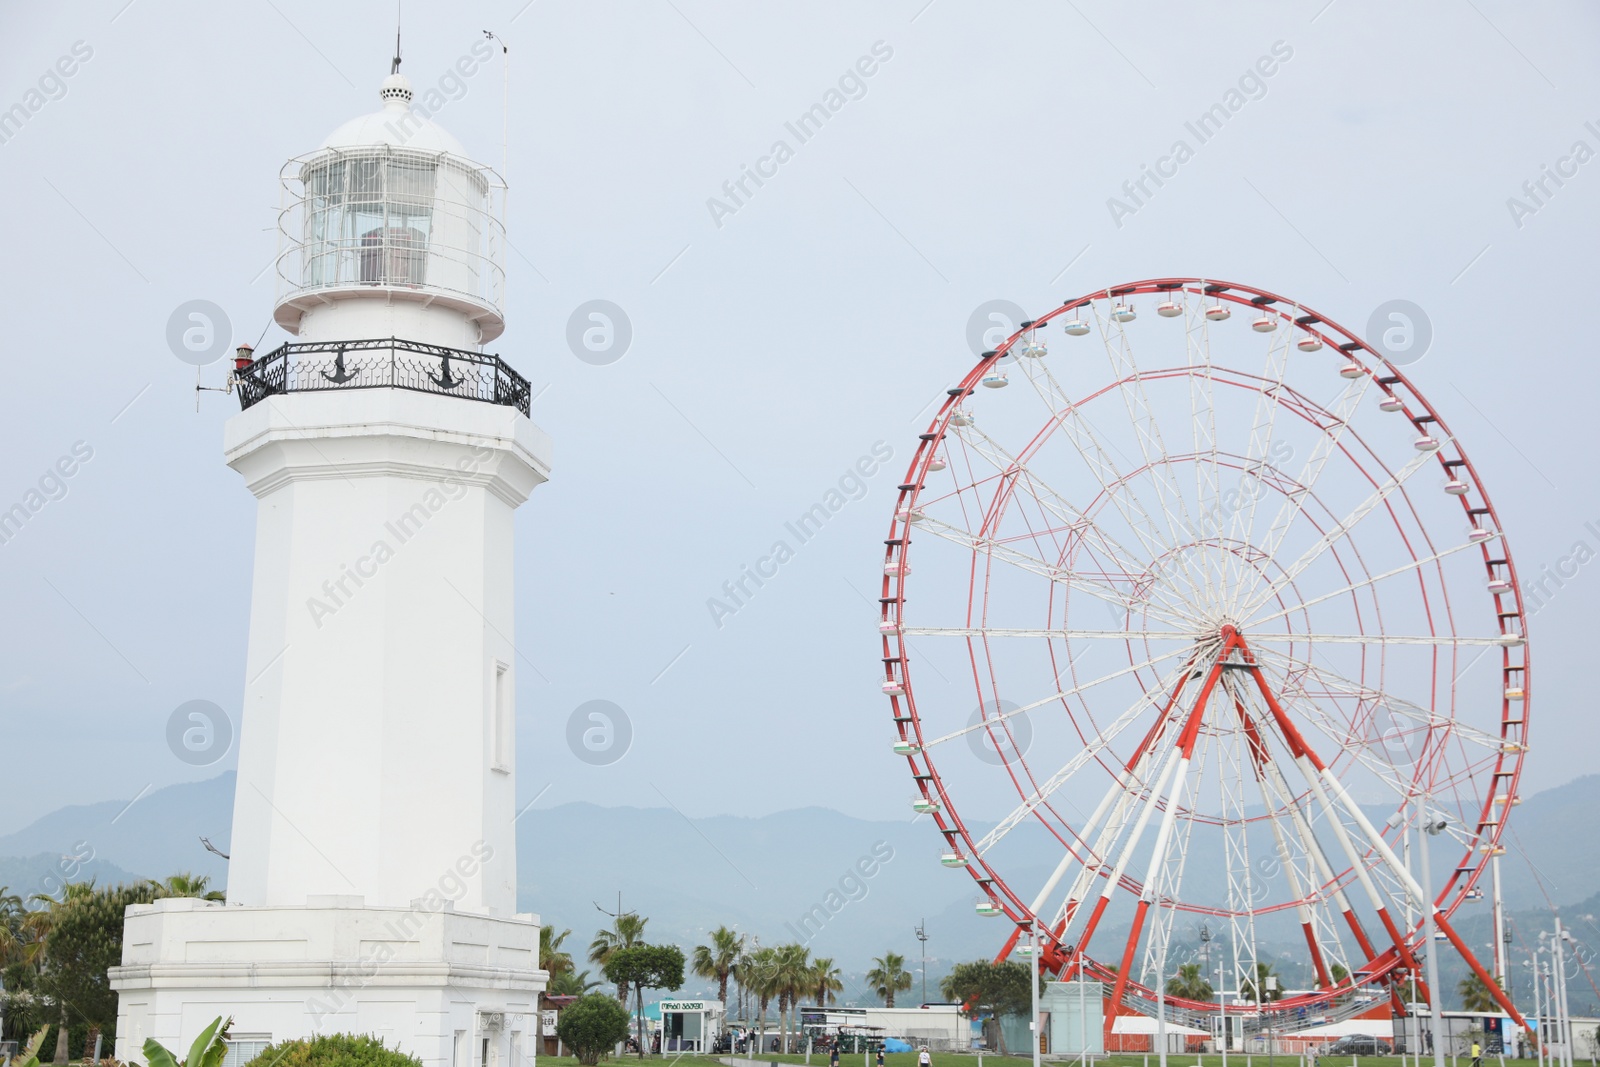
318 73 468 157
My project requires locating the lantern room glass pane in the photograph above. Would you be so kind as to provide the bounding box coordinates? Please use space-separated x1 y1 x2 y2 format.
302 150 438 289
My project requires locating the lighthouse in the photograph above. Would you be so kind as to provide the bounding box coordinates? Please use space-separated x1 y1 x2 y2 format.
111 68 550 1067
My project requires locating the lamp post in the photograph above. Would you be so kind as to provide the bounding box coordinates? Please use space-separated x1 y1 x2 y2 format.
1217 960 1228 1067
1419 810 1448 1067
1546 923 1574 1067
1031 919 1042 1067
1529 957 1544 1067
916 920 929 1007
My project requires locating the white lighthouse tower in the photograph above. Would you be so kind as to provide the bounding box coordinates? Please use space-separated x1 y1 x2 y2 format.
111 67 550 1067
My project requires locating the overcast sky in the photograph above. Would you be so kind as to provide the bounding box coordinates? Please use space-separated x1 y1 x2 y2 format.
0 0 1595 837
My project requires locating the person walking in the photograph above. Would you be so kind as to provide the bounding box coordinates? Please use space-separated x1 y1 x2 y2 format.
830 1046 841 1067
1471 1041 1482 1067
876 1049 885 1067
918 1047 932 1067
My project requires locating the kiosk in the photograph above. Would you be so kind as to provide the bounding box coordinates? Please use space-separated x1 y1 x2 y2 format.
660 1000 724 1053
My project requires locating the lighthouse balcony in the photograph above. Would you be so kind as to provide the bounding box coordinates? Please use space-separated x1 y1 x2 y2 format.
235 337 532 415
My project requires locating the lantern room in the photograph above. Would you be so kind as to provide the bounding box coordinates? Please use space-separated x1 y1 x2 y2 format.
271 73 507 347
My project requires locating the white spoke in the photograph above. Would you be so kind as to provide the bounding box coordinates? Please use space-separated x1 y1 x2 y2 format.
1240 443 1443 617
973 650 1199 855
1245 535 1490 630
919 643 1193 753
1015 351 1215 614
1233 369 1379 610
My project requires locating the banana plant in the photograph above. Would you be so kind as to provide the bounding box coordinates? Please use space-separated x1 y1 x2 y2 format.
142 1015 232 1067
12 1029 50 1067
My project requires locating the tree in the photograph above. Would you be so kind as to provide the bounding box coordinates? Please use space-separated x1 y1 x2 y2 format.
1459 974 1504 1013
556 993 631 1067
1166 962 1214 1001
1238 962 1284 1003
588 912 648 1005
938 960 1036 1056
143 1015 232 1067
603 944 685 1056
739 947 779 1038
810 958 843 1007
541 926 574 980
31 881 161 1062
691 926 744 1004
772 943 811 1052
548 968 602 996
242 1034 421 1067
866 952 913 1008
149 874 224 902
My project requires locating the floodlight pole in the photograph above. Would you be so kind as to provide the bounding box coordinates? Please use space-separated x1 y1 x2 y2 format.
1419 811 1447 1067
1032 919 1042 1067
917 920 929 1006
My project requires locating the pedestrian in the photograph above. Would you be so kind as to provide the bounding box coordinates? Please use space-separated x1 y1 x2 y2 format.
918 1047 932 1067
830 1045 841 1067
1472 1041 1482 1067
876 1048 885 1067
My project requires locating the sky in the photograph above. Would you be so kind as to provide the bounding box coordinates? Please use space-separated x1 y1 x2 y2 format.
0 0 1596 838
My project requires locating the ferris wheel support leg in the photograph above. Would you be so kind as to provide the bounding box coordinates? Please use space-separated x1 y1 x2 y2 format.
1105 897 1153 1039
1434 910 1532 1035
1241 647 1426 981
1228 691 1334 990
1056 662 1203 991
1096 647 1229 1043
1043 668 1196 979
1246 684 1381 975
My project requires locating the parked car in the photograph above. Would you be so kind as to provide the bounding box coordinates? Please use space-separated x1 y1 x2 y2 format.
1328 1035 1393 1055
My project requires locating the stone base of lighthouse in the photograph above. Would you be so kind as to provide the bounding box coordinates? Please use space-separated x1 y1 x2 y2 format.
109 897 544 1067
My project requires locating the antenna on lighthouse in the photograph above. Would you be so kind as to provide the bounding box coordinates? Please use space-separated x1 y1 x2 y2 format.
482 30 510 183
391 2 402 74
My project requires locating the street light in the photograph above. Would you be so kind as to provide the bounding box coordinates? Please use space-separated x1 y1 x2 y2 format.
916 920 929 1007
1199 924 1220 1063
1419 812 1449 1067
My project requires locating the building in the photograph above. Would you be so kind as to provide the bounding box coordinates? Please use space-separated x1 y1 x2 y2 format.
798 1005 968 1051
659 1000 725 1054
109 57 550 1067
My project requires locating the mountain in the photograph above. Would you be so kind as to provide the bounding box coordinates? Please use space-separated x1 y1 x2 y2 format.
3 774 1596 1007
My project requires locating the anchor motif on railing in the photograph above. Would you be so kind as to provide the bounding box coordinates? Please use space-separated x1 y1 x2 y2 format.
321 348 357 384
429 353 462 390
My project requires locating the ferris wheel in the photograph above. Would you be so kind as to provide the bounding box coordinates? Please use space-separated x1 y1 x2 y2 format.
879 278 1531 1039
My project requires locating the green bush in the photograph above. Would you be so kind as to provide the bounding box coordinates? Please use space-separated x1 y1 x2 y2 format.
242 1035 422 1067
556 993 631 1066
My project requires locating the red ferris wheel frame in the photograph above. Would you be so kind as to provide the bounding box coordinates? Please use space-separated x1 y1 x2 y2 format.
877 277 1533 1035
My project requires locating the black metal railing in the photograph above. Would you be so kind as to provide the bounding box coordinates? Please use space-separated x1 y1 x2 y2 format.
235 338 531 416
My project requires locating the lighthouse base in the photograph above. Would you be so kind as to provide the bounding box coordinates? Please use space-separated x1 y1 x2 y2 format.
110 897 545 1067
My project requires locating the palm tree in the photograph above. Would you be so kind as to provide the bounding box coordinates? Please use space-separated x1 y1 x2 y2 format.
1166 962 1214 1001
741 946 779 1047
588 912 648 1004
548 968 602 996
691 926 744 1004
541 926 574 979
0 885 25 963
1238 961 1284 1003
865 952 913 1008
811 958 843 1007
150 873 225 901
26 881 98 1064
1459 974 1503 1013
773 943 811 1052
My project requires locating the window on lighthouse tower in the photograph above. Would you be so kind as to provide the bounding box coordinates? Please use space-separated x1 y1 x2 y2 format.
302 149 436 289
